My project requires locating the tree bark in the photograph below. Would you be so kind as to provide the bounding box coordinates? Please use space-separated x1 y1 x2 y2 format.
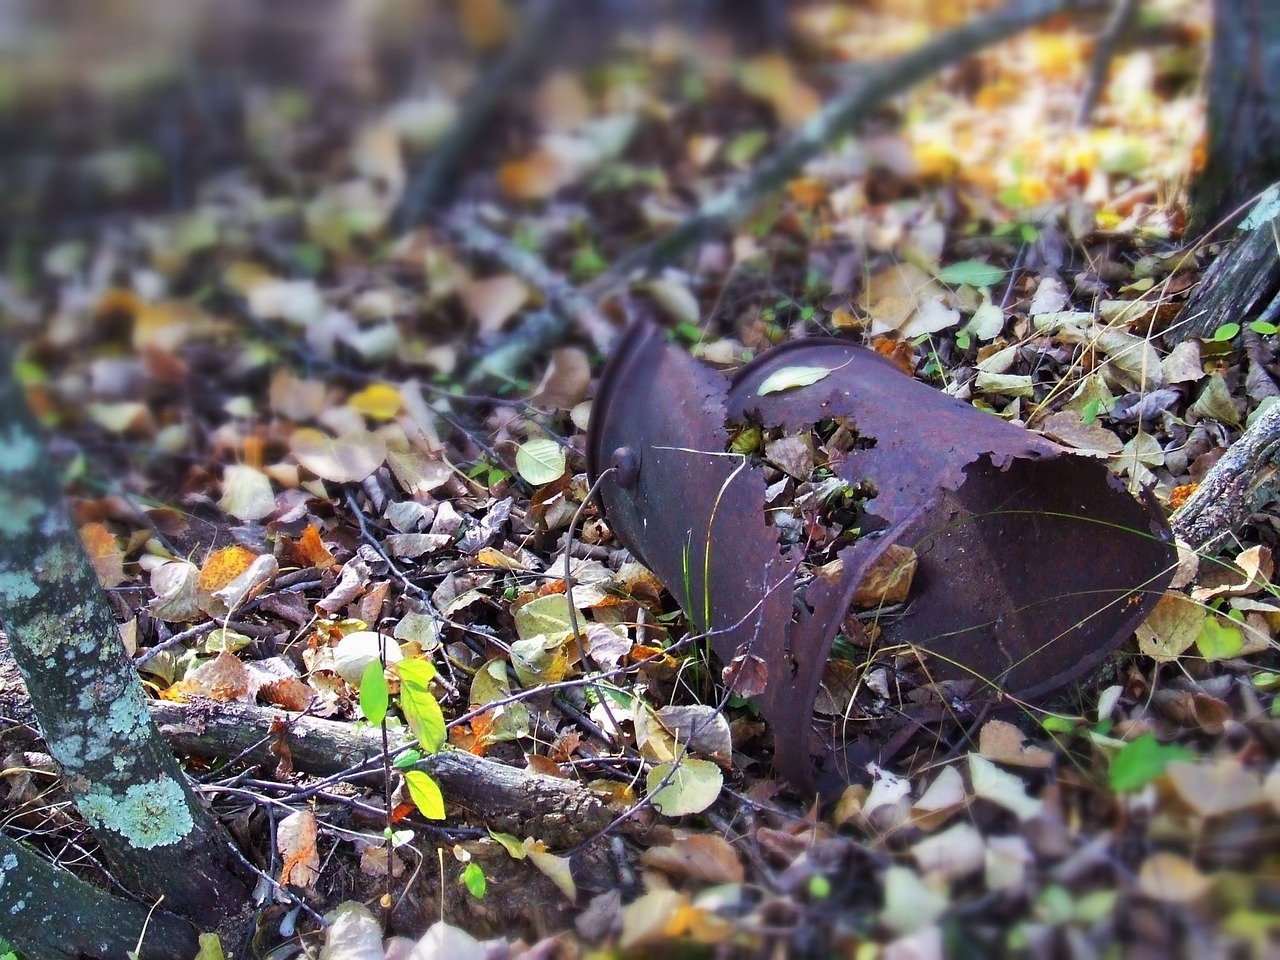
0 341 248 926
1189 0 1280 233
0 832 198 960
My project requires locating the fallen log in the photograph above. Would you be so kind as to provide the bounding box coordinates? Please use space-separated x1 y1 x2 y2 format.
1172 401 1280 552
149 700 612 847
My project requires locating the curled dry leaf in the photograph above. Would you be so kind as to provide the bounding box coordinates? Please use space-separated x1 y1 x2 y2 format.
146 559 202 622
277 810 320 890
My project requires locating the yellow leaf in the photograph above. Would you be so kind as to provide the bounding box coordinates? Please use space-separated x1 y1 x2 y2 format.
498 151 571 201
1136 593 1205 662
348 383 403 421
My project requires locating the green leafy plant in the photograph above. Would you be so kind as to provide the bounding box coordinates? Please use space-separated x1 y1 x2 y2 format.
359 658 447 820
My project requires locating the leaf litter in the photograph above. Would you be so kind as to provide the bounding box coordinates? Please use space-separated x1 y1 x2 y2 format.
6 1 1280 957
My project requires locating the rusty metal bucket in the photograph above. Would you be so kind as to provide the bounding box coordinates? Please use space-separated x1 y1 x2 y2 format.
588 321 1175 795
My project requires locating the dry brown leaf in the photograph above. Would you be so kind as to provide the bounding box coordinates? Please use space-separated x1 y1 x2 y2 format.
459 275 529 332
639 833 745 884
80 521 127 588
168 651 251 703
1038 410 1124 456
977 719 1055 769
1191 545 1274 602
278 810 321 890
1136 593 1205 662
529 347 592 410
852 544 918 608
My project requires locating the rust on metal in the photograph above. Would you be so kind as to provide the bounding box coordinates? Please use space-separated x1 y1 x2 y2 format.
588 321 1175 795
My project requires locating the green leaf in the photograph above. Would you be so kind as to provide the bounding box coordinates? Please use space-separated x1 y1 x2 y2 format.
1252 671 1280 691
405 770 446 819
1248 319 1278 335
461 861 487 899
756 365 832 396
488 830 527 859
1040 715 1077 735
359 661 389 725
936 259 1006 288
1108 733 1193 792
515 438 566 486
646 757 723 816
393 748 423 770
1212 322 1241 342
1080 398 1102 425
1195 616 1244 661
397 660 446 753
808 875 832 899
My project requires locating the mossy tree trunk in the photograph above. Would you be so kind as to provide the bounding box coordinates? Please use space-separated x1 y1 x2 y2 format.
0 340 249 939
0 832 198 960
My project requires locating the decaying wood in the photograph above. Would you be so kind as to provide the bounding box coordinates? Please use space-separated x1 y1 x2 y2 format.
1172 401 1280 552
1177 201 1280 343
150 700 613 847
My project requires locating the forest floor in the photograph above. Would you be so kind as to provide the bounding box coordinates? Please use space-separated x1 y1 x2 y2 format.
5 1 1280 957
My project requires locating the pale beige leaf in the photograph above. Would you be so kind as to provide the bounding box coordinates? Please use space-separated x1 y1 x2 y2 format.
1137 852 1211 904
910 823 985 881
146 559 202 622
523 838 576 901
880 866 948 935
969 754 1042 820
290 427 387 483
978 719 1055 769
1166 759 1265 817
219 464 276 521
460 275 528 333
619 888 689 950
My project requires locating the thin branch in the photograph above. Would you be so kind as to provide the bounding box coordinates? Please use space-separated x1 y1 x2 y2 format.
586 0 1077 293
393 0 571 232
